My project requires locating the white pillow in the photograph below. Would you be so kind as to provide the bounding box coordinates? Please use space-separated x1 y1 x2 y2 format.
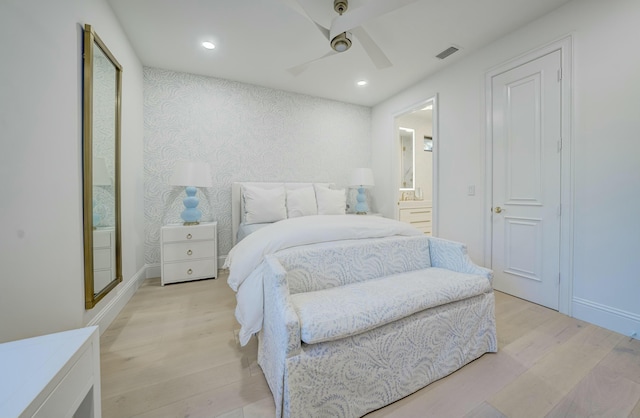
286 186 318 218
243 184 287 225
315 185 346 215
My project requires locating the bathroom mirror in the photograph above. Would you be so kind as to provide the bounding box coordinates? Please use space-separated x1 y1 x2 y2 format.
83 24 123 309
399 127 415 190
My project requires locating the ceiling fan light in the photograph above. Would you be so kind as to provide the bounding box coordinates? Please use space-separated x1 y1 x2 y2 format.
331 32 352 52
334 0 348 14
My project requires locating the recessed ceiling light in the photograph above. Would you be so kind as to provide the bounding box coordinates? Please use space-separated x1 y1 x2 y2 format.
202 41 215 50
357 80 368 86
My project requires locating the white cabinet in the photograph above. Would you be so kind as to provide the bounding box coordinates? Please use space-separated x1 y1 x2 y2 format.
161 222 217 286
399 202 432 235
93 228 115 292
0 326 101 418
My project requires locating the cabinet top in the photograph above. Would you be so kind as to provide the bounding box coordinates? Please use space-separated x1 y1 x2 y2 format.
0 326 99 416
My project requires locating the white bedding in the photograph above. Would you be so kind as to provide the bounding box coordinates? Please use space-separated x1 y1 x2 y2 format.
223 215 422 345
236 222 271 243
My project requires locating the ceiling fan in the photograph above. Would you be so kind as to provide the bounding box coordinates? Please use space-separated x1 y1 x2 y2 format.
287 0 421 76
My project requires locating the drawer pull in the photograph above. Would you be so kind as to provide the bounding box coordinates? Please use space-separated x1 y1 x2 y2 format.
411 210 431 214
187 249 193 256
187 268 193 275
186 233 193 240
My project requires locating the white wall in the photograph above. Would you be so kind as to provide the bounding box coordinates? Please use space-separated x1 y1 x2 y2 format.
372 0 640 337
0 0 145 343
143 68 372 263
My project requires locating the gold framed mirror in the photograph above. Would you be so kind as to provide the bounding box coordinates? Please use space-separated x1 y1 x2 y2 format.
83 24 123 309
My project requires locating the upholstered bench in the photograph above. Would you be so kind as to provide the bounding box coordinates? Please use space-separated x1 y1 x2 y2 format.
258 235 497 418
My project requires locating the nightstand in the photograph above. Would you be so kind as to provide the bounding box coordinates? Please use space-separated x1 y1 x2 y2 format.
161 222 217 286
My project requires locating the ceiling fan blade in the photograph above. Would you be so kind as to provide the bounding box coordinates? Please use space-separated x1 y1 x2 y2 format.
330 0 421 40
351 26 392 69
290 0 330 40
287 50 339 76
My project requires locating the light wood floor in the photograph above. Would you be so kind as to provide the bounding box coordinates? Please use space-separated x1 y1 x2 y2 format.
101 271 640 418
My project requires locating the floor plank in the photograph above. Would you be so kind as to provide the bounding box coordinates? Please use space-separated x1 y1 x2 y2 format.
366 351 525 418
463 402 507 418
489 325 623 417
545 366 640 418
501 313 587 368
100 273 640 417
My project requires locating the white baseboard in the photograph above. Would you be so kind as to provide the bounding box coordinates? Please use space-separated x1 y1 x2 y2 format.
86 265 147 335
572 297 640 340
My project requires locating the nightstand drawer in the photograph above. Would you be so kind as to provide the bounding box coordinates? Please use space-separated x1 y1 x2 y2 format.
162 224 215 243
93 230 112 247
163 240 215 262
163 259 216 283
93 248 112 269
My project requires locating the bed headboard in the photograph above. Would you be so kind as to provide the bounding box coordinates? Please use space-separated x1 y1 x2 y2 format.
231 182 332 246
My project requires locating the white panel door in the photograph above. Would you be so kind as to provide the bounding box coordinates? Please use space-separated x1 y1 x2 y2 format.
491 50 562 310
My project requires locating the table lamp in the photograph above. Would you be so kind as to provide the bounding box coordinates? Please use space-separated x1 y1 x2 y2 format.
349 168 375 214
170 160 212 225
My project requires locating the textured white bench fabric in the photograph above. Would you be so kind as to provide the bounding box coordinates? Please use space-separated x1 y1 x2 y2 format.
291 267 492 344
258 235 497 418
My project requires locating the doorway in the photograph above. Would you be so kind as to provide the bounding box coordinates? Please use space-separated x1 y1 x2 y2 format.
485 37 572 314
394 96 438 236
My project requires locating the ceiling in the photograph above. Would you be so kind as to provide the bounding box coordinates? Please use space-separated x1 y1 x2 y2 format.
107 0 571 107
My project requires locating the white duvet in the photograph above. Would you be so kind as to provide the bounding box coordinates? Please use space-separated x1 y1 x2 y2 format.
223 215 422 346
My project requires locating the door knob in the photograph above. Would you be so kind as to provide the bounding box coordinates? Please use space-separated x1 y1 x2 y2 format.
494 206 504 214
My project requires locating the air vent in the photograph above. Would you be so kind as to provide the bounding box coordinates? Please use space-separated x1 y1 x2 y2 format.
435 46 459 60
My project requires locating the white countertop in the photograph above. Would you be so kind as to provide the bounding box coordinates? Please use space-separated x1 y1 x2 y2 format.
0 326 98 417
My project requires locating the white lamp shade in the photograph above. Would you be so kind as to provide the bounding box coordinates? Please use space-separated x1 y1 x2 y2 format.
170 160 213 188
93 157 111 186
349 168 375 188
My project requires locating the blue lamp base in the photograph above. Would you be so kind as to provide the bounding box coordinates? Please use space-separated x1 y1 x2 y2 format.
354 187 369 214
181 186 202 225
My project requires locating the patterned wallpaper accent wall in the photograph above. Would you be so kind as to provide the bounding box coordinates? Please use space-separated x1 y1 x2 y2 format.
144 67 372 264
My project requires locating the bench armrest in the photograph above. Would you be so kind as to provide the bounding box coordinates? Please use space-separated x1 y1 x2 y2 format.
262 256 302 358
427 237 493 283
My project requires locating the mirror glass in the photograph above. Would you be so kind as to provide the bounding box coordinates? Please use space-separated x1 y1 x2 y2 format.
399 127 415 190
83 24 122 309
395 101 435 198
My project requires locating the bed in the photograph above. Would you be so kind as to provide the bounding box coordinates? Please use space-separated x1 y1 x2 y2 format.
226 181 423 345
224 182 497 417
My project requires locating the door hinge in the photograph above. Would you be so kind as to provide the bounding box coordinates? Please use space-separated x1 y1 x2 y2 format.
558 68 562 81
558 137 563 152
557 204 562 216
558 272 561 284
